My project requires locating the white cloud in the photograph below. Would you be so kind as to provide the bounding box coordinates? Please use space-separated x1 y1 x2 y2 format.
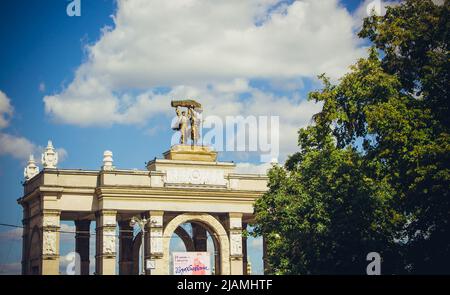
269 77 305 91
0 133 36 161
90 0 361 84
0 134 68 163
0 90 36 162
0 90 13 129
44 0 364 128
0 90 68 164
213 78 249 93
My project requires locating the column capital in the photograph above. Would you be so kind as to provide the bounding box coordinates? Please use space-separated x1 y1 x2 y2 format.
148 210 164 216
41 209 61 216
96 210 117 229
228 212 243 218
228 213 243 230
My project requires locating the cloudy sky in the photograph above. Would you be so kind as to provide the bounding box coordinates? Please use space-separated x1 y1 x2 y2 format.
0 0 392 274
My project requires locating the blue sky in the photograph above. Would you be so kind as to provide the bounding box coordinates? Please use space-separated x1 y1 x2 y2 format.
0 0 378 274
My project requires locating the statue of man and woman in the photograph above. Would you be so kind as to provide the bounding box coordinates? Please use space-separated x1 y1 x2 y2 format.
172 100 201 145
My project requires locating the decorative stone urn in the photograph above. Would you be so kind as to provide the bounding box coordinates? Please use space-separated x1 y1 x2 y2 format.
41 140 58 169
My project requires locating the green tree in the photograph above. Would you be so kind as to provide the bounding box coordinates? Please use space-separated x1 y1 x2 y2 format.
253 0 449 274
359 0 450 273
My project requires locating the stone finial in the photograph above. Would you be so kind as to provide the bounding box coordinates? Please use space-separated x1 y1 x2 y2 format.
41 140 58 169
102 150 114 171
24 154 39 181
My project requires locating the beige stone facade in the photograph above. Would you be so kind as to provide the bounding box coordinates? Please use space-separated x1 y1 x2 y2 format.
18 145 268 275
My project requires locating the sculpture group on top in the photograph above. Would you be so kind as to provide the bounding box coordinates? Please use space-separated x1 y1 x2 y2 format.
171 100 202 145
24 140 59 181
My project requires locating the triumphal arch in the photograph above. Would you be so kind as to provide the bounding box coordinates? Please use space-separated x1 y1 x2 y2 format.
18 100 268 275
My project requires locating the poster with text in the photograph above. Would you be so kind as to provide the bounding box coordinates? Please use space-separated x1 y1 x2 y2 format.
173 252 211 275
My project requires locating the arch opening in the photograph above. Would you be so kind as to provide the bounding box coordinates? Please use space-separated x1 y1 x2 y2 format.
169 222 220 275
162 213 230 275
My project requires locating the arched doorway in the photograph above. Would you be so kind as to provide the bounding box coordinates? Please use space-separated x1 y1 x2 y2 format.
130 222 198 274
162 213 230 275
169 222 220 274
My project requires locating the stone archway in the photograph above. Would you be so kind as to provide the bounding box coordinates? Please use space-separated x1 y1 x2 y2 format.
161 213 230 275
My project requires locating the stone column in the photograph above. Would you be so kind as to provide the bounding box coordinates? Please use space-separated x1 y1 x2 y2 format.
192 223 207 251
228 213 243 275
75 220 91 275
144 211 164 275
118 220 134 275
41 209 61 275
95 210 117 275
242 223 248 275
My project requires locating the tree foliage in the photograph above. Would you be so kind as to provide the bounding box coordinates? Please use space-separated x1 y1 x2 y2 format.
253 0 449 274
